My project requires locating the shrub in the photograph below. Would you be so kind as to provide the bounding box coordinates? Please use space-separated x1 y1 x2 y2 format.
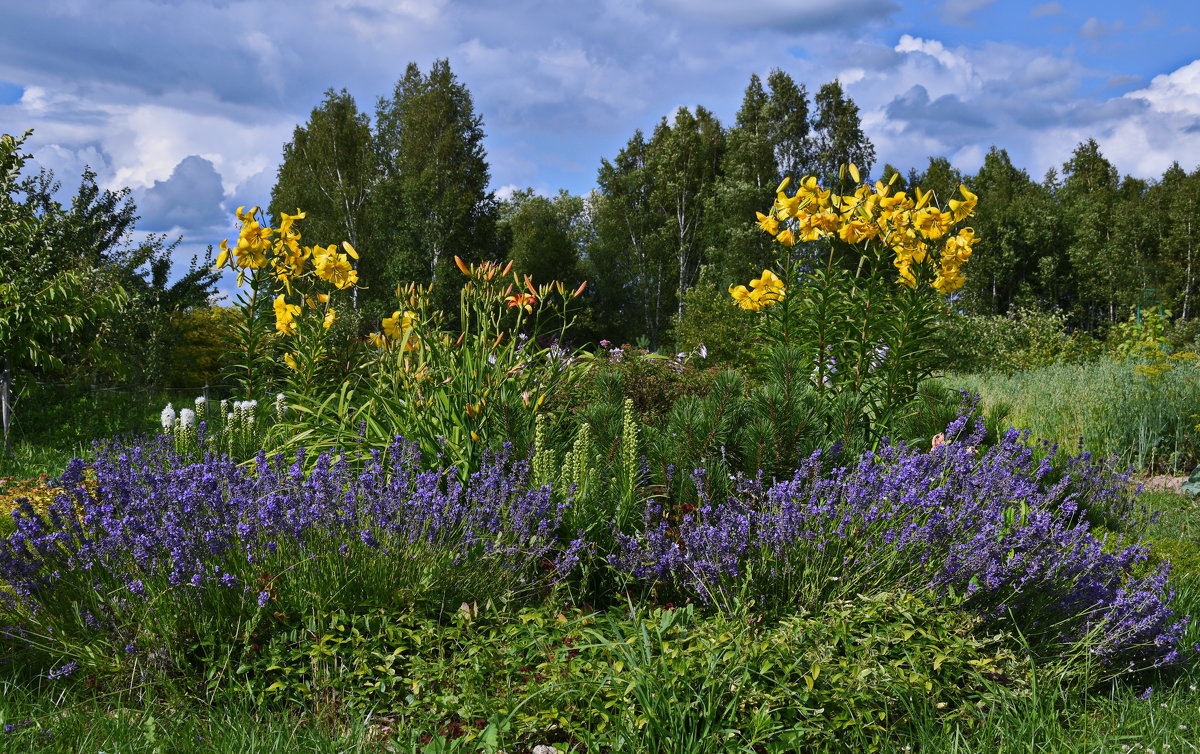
0 438 571 684
674 265 757 369
164 306 237 390
608 413 1185 678
938 307 1099 374
240 595 1029 753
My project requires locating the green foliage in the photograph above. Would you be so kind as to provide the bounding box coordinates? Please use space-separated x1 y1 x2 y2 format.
0 132 127 375
269 88 375 302
538 347 966 532
703 73 778 286
235 594 1028 753
1106 308 1175 360
221 268 280 402
0 382 169 479
588 106 726 350
279 266 587 476
948 355 1200 474
674 266 758 367
1147 537 1200 578
0 130 218 385
939 307 1099 374
497 189 584 289
370 59 501 317
754 253 946 450
764 69 814 186
165 306 238 389
812 79 876 188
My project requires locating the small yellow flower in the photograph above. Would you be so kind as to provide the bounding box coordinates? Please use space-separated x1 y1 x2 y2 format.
913 207 953 240
273 294 301 335
284 353 299 371
382 310 417 339
323 308 336 329
838 218 877 244
755 211 780 236
313 247 358 289
730 269 785 311
948 184 978 222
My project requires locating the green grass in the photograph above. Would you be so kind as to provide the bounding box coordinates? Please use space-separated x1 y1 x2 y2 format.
945 357 1200 475
0 687 390 753
0 384 181 481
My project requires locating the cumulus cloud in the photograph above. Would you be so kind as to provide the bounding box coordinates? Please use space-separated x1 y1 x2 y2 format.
851 34 1199 183
136 155 227 233
885 86 992 135
1103 60 1200 175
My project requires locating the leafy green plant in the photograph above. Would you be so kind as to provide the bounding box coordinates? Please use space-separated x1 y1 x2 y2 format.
238 594 1029 753
733 167 983 447
278 259 588 476
938 306 1099 375
674 265 758 368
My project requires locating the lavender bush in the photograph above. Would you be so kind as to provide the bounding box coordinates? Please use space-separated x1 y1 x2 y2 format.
609 412 1187 677
0 411 1188 688
0 436 570 678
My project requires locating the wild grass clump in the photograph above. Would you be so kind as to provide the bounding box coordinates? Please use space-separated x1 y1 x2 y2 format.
948 356 1200 474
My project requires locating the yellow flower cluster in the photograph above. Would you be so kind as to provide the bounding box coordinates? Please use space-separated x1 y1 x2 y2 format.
749 169 980 295
370 309 421 350
214 207 360 336
730 269 786 311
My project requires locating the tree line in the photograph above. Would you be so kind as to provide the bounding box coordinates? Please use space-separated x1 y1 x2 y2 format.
276 59 1200 348
270 61 878 347
5 58 1197 389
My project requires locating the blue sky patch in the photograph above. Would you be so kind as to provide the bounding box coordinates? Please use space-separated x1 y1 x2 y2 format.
0 80 24 106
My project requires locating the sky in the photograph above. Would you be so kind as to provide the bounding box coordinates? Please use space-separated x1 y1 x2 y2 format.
2 0 1199 291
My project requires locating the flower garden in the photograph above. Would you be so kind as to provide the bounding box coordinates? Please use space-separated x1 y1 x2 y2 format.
4 167 1200 752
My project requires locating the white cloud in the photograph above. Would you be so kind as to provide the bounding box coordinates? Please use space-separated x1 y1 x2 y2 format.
1126 60 1200 117
1101 60 1200 175
2 0 1198 277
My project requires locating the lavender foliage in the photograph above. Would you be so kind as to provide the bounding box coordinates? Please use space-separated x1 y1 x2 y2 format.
609 414 1185 671
0 412 1187 677
0 436 566 643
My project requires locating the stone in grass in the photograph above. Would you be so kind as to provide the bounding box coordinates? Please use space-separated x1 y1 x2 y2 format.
1181 466 1200 497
